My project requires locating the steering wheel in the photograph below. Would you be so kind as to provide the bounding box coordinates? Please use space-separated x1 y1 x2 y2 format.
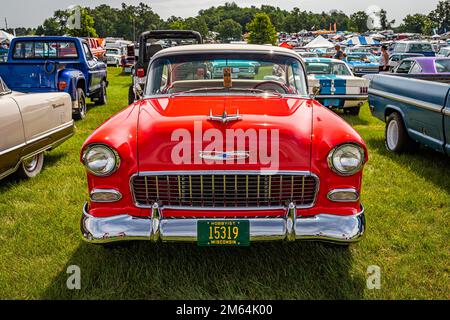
253 81 289 94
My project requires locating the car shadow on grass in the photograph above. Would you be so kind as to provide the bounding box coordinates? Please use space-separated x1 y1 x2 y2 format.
41 241 365 300
367 136 450 192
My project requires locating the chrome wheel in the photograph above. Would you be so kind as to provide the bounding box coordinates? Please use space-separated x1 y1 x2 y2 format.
386 119 399 150
23 156 38 172
18 152 44 179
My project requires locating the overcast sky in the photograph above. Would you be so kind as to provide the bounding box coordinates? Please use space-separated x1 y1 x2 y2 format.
0 0 442 29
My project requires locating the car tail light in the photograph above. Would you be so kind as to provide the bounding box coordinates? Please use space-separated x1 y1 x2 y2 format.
360 87 368 94
58 81 68 91
136 68 145 78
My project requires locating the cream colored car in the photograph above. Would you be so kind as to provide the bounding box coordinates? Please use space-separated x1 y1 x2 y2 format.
0 76 74 180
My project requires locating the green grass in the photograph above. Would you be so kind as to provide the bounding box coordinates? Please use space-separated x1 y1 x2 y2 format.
0 68 449 299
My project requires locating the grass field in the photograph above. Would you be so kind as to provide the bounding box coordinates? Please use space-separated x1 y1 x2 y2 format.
0 68 448 299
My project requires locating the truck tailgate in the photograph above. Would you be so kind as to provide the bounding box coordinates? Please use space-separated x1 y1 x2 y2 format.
0 63 57 91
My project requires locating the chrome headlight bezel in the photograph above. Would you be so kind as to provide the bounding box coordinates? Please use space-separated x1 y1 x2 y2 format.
327 143 365 176
82 144 121 177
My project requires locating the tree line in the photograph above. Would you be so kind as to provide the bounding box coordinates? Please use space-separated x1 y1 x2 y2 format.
4 1 450 42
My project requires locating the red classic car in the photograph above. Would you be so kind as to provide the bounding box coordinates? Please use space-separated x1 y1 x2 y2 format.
80 44 368 246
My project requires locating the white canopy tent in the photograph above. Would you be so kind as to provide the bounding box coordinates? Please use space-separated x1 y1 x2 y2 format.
0 30 14 44
304 35 334 48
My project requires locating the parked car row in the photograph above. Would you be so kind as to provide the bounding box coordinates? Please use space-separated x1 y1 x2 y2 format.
0 36 108 120
0 36 110 181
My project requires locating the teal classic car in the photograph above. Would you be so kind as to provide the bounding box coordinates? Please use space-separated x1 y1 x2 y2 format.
211 60 261 79
367 74 450 155
345 53 379 76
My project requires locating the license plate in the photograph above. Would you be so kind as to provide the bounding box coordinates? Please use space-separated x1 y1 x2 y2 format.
323 99 341 107
197 220 250 246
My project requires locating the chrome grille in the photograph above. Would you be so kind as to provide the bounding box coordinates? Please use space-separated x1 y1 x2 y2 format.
131 172 318 208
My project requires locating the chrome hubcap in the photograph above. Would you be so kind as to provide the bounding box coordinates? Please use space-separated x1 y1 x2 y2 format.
387 120 399 150
23 155 38 172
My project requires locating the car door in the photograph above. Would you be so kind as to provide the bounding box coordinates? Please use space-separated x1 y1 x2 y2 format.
0 78 25 177
82 42 102 93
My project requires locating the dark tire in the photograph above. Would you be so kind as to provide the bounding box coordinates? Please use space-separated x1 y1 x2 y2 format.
73 88 87 120
385 112 417 153
95 80 107 106
345 106 361 116
17 152 44 179
128 85 136 105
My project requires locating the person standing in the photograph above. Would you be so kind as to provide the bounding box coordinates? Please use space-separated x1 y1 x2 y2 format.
379 45 389 72
333 44 346 60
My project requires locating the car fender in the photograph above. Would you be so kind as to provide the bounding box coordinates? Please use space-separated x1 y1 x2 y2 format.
58 69 86 100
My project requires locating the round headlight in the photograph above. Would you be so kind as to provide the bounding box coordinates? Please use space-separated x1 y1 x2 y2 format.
82 144 120 176
328 144 365 176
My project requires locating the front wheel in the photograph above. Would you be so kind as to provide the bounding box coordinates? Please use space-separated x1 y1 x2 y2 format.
73 88 87 120
385 112 417 153
17 152 44 179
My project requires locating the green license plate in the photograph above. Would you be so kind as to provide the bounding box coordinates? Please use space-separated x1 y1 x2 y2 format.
197 220 250 246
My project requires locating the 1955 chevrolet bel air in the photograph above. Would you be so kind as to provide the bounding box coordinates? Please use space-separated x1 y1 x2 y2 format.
0 76 74 180
80 44 368 246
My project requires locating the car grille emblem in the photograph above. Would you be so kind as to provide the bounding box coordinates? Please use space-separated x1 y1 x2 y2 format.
199 151 250 161
208 110 242 123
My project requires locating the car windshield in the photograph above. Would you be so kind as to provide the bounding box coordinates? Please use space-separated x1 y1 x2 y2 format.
305 62 352 75
435 59 450 73
409 43 433 52
146 53 308 96
12 41 78 59
347 54 375 63
106 49 120 55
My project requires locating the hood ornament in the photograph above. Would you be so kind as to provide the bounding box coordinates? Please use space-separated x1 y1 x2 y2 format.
208 110 242 123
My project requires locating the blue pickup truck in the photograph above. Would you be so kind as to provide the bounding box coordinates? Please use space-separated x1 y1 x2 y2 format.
367 74 450 155
0 36 108 119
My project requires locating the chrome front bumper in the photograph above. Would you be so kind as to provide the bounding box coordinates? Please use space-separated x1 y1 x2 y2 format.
81 203 365 245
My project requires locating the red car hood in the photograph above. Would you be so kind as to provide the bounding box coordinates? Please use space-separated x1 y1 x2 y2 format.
137 95 313 172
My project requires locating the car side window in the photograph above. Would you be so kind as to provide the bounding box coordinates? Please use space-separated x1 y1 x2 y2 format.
83 43 94 61
409 62 422 74
391 56 399 62
397 60 413 73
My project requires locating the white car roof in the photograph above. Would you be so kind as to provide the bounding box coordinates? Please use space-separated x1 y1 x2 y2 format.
153 44 301 60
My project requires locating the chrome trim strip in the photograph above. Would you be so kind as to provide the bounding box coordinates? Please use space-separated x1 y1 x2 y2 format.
327 188 360 202
0 121 73 157
26 121 74 146
0 142 26 157
90 189 122 203
0 128 74 180
80 203 365 244
368 88 444 113
443 108 450 117
129 171 320 210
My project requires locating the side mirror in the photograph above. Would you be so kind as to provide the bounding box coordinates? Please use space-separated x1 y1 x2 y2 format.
313 86 321 96
310 86 320 99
